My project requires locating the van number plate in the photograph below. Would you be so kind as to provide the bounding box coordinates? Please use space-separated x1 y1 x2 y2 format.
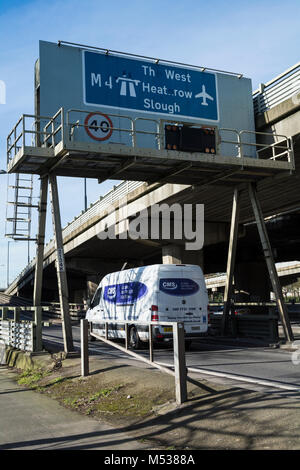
164 327 172 332
191 326 200 331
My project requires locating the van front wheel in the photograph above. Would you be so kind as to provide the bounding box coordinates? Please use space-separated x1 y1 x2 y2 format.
129 326 141 350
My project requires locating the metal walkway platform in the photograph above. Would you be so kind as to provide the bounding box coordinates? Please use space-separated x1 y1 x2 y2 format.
7 108 294 187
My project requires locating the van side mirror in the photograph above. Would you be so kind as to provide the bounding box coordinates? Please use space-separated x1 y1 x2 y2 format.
87 298 91 308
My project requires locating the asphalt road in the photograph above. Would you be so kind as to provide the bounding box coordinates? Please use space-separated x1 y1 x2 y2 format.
43 323 300 393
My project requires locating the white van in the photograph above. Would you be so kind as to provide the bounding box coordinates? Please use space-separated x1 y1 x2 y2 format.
86 264 208 349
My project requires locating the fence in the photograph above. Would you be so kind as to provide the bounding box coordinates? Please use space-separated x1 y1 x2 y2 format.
81 319 187 404
45 302 85 321
209 312 279 343
0 306 44 352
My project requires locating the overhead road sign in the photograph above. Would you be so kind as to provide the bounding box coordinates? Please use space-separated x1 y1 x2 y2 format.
37 41 256 155
83 50 219 122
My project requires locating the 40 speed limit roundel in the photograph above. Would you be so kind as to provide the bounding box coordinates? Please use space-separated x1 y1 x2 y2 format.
84 112 113 141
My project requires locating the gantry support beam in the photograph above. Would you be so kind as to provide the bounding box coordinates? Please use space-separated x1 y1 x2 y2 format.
222 187 241 335
248 182 294 343
33 176 48 306
49 173 74 353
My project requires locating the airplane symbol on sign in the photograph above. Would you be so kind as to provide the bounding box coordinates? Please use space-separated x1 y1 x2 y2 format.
195 85 214 106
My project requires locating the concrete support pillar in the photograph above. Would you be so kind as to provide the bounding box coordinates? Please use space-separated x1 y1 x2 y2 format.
86 275 100 300
162 245 182 264
162 244 204 269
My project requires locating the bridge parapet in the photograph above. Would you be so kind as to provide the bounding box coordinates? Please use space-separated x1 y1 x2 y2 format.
253 62 300 116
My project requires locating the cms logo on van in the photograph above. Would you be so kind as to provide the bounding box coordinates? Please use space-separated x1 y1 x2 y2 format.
162 281 178 290
107 287 116 299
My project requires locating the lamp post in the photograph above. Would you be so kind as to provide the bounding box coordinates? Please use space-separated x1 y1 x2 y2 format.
7 241 11 288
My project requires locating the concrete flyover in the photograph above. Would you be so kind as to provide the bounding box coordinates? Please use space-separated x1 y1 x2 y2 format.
206 262 300 292
5 180 234 301
5 62 300 306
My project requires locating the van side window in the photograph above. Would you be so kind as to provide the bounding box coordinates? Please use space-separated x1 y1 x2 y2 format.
91 288 102 308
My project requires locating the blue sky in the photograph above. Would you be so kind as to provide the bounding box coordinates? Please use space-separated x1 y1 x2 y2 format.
0 0 300 288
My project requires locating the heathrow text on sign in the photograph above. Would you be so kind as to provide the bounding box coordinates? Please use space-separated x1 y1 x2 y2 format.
83 51 219 121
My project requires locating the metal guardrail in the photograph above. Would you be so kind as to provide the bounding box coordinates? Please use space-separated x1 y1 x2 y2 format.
0 320 34 352
82 319 187 404
47 302 85 320
65 108 293 162
0 306 44 352
253 62 300 114
7 113 56 163
8 107 294 164
209 313 279 343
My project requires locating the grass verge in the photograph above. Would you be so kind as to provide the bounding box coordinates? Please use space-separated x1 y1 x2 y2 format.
14 362 175 426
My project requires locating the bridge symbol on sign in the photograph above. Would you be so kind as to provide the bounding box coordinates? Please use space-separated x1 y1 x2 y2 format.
116 77 141 97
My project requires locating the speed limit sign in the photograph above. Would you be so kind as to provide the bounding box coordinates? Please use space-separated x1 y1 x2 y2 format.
84 112 113 141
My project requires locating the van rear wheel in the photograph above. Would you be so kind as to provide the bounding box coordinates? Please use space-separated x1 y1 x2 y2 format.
129 326 141 350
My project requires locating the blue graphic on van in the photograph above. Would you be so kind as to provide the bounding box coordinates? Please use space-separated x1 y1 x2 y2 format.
103 282 147 304
159 278 199 296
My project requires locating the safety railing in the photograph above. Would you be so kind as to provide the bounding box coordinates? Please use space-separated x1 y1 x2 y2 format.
239 130 293 162
66 108 294 163
43 108 64 148
7 112 57 164
218 128 293 162
7 107 295 166
253 61 300 114
46 302 85 320
82 319 187 404
66 108 162 149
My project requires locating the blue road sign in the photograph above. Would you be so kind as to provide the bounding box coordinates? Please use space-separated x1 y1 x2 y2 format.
83 51 219 122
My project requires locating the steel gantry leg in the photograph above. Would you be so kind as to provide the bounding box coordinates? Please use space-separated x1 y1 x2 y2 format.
49 173 74 353
248 182 294 343
222 187 241 335
33 176 48 306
